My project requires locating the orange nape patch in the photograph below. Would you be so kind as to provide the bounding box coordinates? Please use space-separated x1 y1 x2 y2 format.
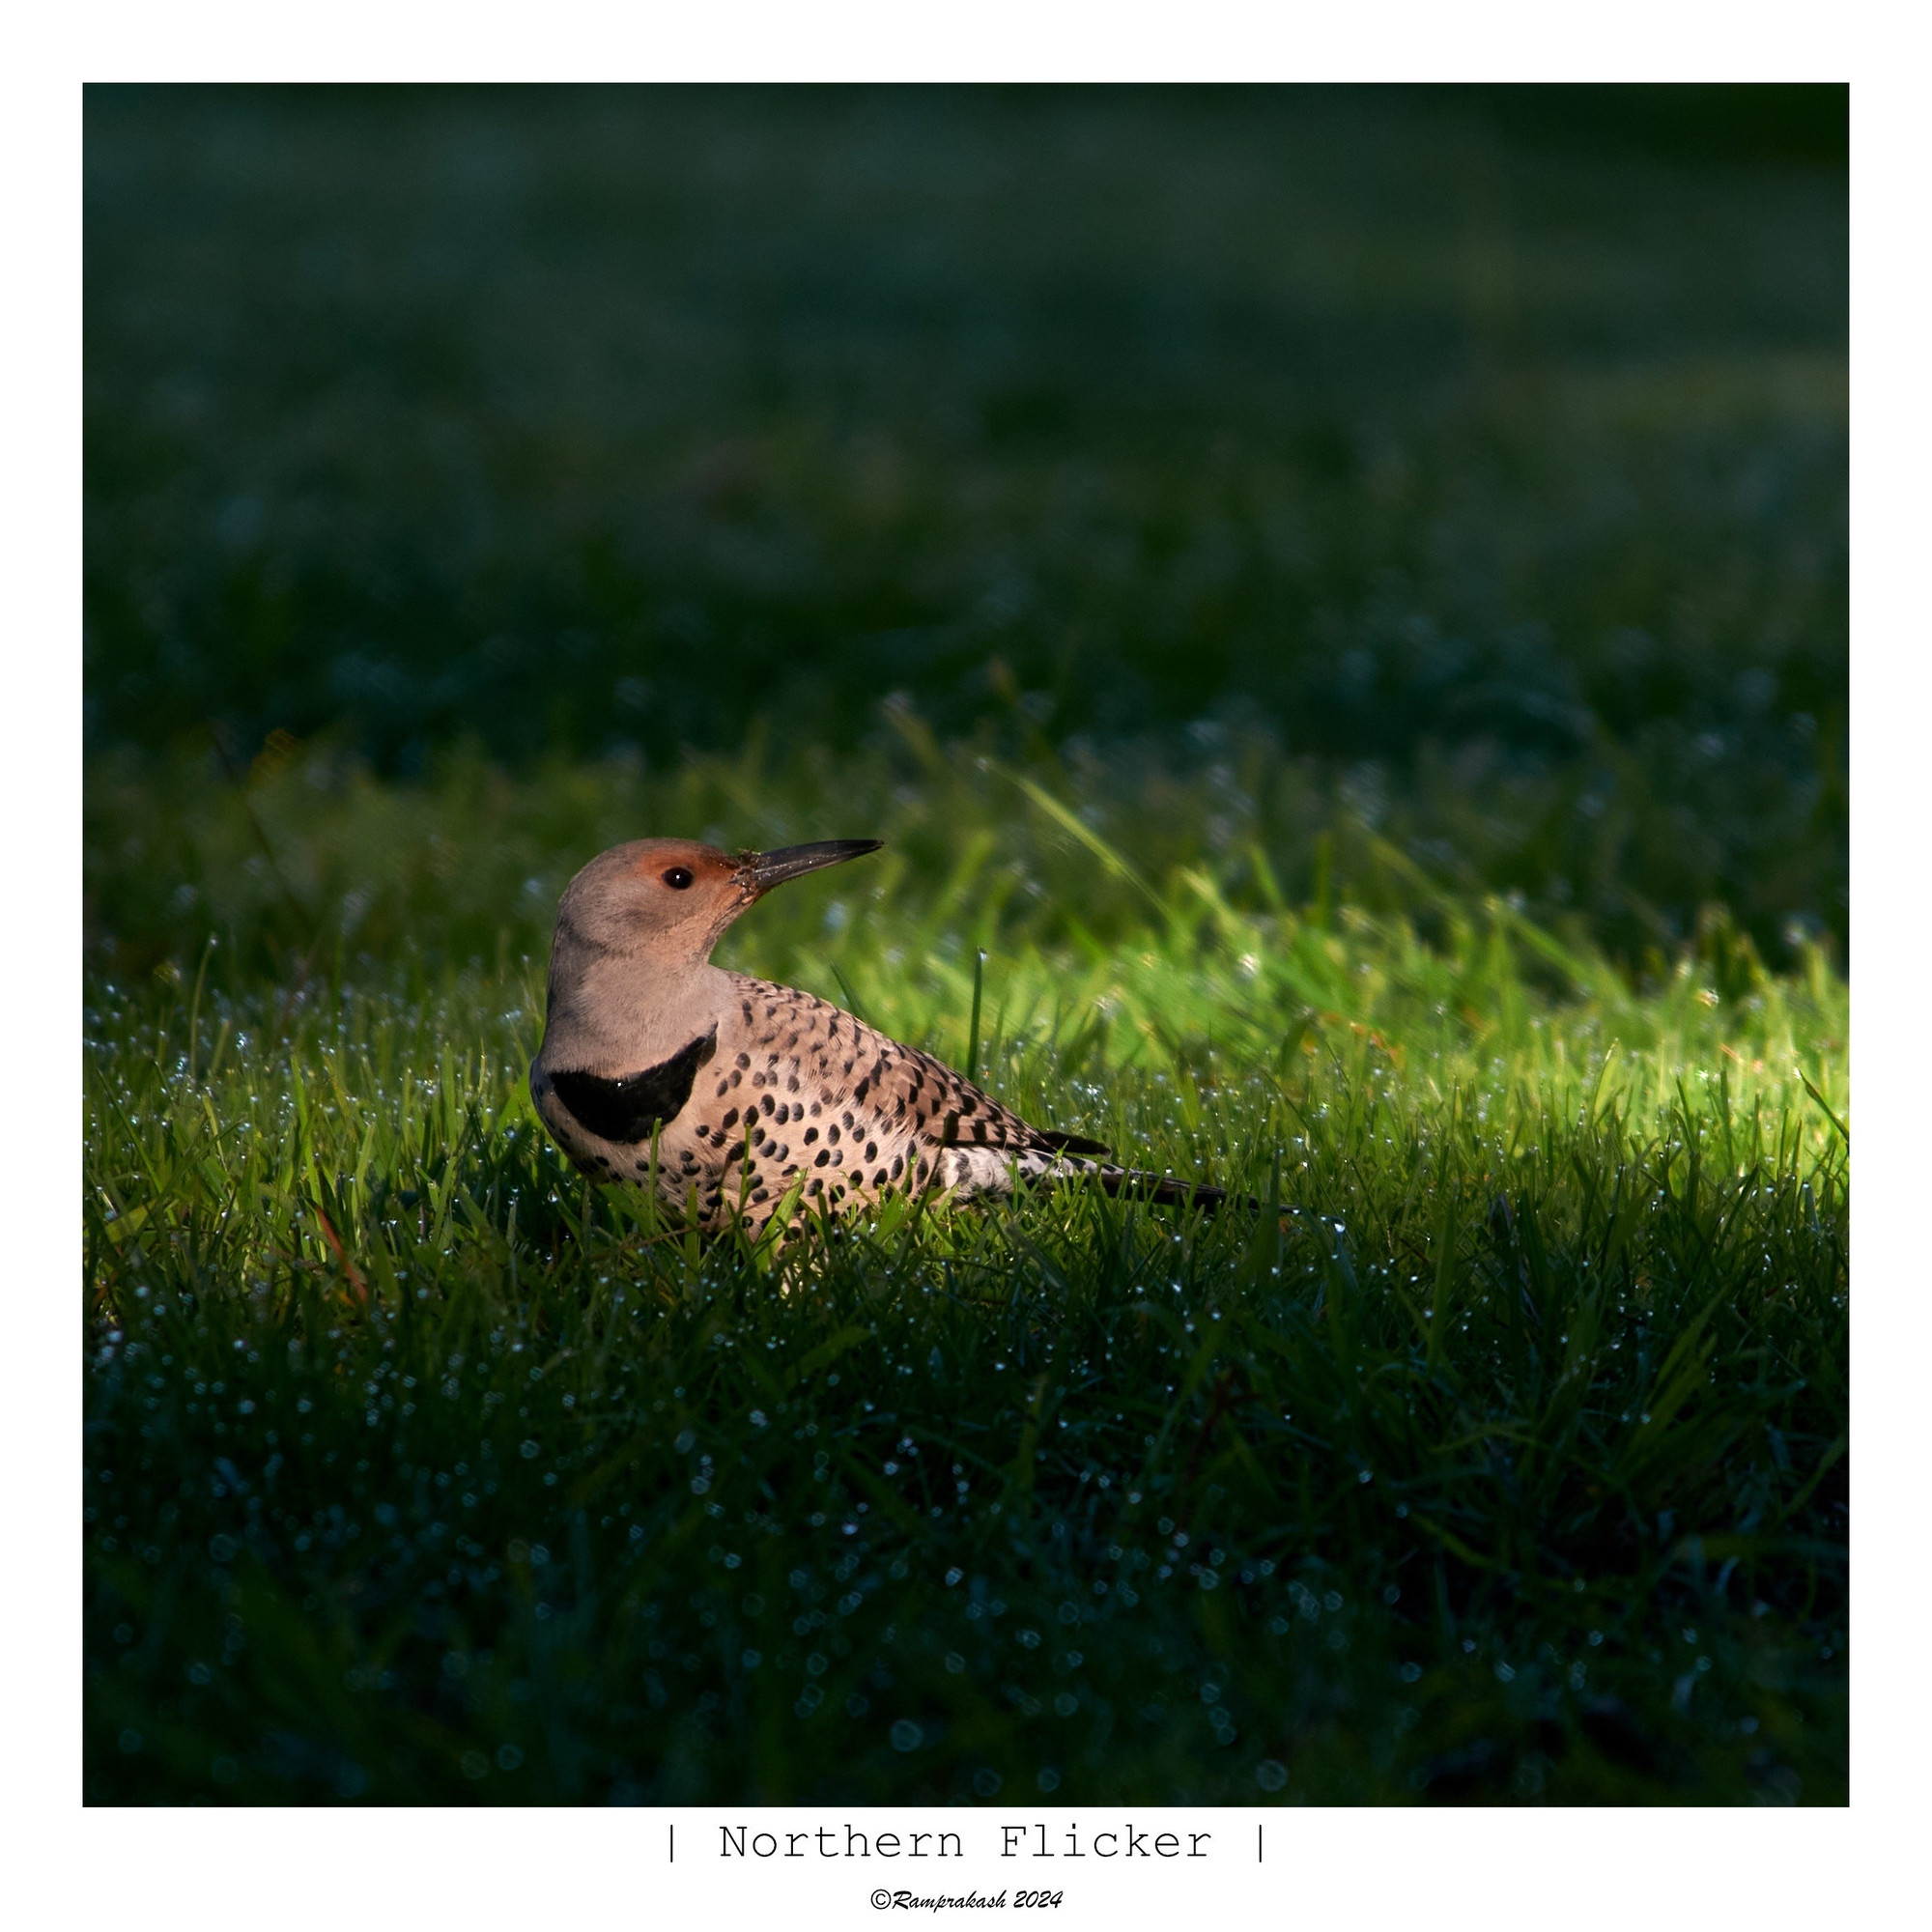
626 840 733 880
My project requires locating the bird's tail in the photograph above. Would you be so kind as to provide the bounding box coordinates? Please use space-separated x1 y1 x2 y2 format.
1019 1133 1257 1211
1023 1159 1253 1211
1090 1166 1255 1211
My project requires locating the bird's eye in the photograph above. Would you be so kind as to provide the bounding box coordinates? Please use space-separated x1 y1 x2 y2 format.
662 867 694 891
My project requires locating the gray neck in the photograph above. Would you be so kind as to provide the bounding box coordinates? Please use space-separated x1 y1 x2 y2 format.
537 928 731 1076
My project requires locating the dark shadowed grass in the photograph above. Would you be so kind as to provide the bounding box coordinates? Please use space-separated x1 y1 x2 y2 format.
84 85 1847 964
84 777 1847 1804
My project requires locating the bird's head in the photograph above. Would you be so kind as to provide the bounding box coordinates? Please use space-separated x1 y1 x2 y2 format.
552 837 883 970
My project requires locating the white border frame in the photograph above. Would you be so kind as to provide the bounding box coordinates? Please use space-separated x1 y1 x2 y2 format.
14 6 1918 1924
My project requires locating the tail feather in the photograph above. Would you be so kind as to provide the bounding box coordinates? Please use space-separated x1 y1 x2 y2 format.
959 1140 1260 1212
1022 1131 1245 1208
1093 1167 1253 1211
1043 1159 1252 1206
1032 1129 1113 1158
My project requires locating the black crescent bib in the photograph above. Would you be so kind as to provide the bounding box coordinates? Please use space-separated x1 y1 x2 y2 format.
549 1027 718 1145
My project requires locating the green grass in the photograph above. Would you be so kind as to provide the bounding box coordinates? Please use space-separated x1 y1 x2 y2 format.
84 84 1846 965
85 753 1847 1804
83 86 1847 1804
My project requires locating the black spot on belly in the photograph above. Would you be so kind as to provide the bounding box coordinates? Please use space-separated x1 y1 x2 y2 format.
550 1028 718 1145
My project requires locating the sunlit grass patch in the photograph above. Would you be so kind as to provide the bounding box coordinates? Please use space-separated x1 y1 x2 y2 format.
85 791 1846 1804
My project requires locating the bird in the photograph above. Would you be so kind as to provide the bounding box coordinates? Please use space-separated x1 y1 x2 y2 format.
529 836 1236 1236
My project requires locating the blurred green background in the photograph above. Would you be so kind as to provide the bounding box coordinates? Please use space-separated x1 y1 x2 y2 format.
85 83 1846 974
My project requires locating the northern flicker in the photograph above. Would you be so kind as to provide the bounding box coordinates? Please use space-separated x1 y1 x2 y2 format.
530 837 1233 1236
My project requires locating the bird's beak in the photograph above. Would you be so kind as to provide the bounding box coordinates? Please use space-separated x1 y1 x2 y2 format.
737 839 883 897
